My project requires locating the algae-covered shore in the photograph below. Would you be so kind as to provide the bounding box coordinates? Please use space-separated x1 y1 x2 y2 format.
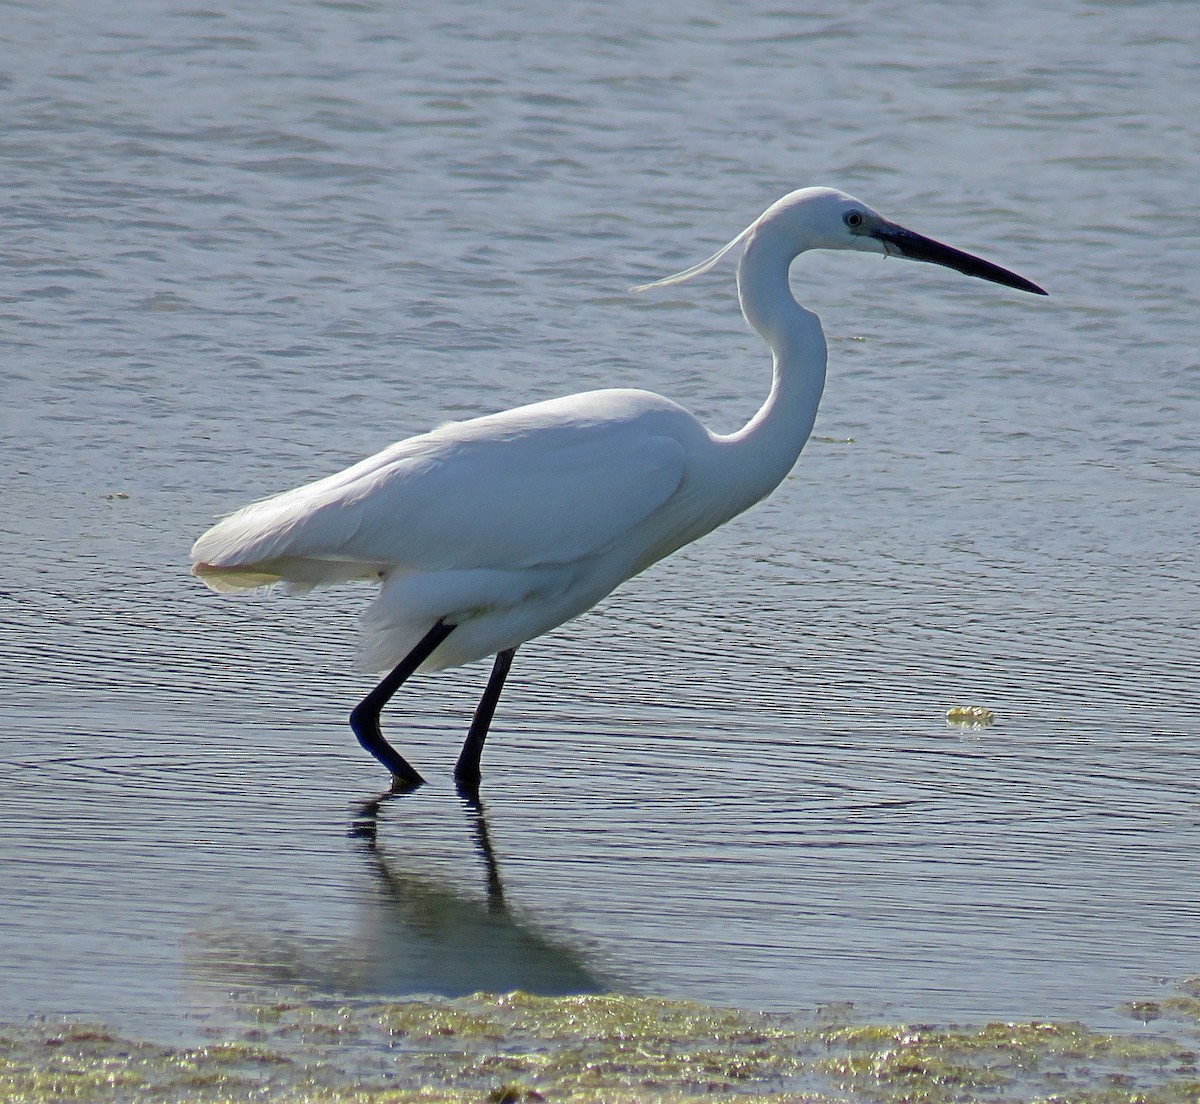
4 990 1200 1103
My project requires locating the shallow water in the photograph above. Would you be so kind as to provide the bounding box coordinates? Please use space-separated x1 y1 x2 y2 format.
2 0 1198 1036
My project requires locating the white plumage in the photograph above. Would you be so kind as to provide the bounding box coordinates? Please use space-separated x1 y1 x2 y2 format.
191 187 1044 789
193 388 730 671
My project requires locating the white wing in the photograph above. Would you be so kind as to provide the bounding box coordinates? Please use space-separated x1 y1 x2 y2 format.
191 389 692 588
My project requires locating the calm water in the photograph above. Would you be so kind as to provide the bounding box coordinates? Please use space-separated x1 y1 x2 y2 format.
2 0 1197 1036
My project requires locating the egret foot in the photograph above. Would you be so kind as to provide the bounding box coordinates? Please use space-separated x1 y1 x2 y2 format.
454 769 482 799
350 619 456 785
349 701 426 787
388 771 425 794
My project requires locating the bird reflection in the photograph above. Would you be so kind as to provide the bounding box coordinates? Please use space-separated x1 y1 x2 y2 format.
351 788 504 907
350 788 503 899
346 788 603 996
465 792 506 909
191 788 604 999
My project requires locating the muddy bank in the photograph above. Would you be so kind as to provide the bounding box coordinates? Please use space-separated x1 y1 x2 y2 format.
4 989 1199 1103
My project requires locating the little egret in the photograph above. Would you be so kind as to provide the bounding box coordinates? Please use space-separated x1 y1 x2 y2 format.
192 187 1045 791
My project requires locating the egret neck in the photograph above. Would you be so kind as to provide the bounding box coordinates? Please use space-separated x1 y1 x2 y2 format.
718 222 828 516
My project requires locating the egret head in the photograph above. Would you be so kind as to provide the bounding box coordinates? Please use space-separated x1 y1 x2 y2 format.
754 187 892 253
633 187 1046 296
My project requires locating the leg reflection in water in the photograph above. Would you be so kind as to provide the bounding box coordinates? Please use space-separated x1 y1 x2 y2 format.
350 789 505 910
348 788 605 997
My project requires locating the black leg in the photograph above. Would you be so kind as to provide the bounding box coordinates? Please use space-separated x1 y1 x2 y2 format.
454 647 516 792
350 620 456 790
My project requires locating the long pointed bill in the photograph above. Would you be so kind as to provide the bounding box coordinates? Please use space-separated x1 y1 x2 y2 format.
873 223 1047 295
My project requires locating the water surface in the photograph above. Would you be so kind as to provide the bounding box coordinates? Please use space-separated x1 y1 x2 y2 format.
1 0 1197 1036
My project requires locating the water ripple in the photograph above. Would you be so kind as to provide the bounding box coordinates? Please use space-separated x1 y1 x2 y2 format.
1 0 1197 1038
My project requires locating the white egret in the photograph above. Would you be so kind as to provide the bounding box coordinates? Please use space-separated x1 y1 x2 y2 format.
191 187 1045 791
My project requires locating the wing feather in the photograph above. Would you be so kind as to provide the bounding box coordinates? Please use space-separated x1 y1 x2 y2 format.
191 390 692 586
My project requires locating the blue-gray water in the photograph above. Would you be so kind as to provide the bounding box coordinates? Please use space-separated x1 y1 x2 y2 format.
2 0 1197 1036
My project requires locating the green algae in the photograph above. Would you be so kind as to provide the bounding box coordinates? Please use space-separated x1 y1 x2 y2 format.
3 991 1200 1104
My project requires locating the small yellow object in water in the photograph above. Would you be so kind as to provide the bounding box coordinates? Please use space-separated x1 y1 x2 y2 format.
946 705 995 725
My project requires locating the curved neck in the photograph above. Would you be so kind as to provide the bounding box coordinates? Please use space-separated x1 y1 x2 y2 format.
717 226 827 510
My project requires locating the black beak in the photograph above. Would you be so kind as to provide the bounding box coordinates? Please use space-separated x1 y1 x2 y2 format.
873 224 1047 296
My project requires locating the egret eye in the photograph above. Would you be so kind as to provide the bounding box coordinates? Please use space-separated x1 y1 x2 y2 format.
844 210 864 229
